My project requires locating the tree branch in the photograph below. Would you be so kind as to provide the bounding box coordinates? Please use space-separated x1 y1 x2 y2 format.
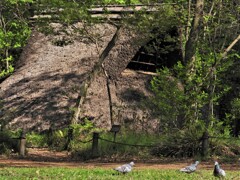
221 34 240 59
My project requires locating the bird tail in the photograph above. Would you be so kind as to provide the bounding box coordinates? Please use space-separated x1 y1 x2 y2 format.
180 168 191 173
180 168 186 172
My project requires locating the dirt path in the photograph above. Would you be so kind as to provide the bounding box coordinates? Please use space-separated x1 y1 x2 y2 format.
0 148 239 171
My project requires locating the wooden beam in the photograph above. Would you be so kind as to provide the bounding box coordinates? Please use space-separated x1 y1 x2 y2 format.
88 6 158 14
129 61 156 66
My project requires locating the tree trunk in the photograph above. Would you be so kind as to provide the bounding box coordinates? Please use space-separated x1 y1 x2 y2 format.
201 131 209 158
71 27 122 124
184 0 204 65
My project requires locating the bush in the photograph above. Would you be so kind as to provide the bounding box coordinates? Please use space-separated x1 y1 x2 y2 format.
0 131 19 155
151 129 202 158
209 137 240 160
48 129 68 151
89 129 161 160
68 119 103 159
26 132 48 148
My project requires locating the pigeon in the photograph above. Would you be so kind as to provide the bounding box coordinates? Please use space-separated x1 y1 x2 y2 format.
114 162 135 174
180 161 199 173
213 161 226 178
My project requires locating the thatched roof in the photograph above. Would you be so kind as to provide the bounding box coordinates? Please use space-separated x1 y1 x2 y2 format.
0 21 159 132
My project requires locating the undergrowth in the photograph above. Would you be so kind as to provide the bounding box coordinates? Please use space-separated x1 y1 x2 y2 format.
1 125 240 162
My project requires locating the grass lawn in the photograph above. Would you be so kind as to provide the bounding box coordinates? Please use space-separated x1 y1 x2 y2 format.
0 167 239 180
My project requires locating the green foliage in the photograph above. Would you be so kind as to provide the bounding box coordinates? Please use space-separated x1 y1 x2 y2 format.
96 129 159 159
150 67 186 131
203 1 240 53
0 0 32 78
70 128 162 160
0 130 19 155
127 3 179 39
149 47 234 158
48 129 68 151
68 118 102 158
150 45 233 131
230 98 240 120
209 137 240 161
41 118 102 152
26 132 48 148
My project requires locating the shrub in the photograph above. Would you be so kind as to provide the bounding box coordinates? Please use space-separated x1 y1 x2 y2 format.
26 132 48 148
69 119 103 159
90 129 160 160
48 129 68 151
0 131 19 155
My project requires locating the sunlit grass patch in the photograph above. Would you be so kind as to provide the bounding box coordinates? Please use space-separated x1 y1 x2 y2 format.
0 167 239 180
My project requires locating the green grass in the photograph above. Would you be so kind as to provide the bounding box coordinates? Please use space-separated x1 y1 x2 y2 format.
0 167 239 180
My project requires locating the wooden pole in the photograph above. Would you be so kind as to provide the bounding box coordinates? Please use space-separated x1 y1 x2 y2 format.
113 132 117 142
92 132 99 157
113 132 117 150
19 129 26 157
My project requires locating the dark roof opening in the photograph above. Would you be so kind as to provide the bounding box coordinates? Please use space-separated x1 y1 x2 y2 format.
127 28 182 72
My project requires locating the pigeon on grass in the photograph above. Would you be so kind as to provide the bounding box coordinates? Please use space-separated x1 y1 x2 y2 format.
180 161 199 173
213 161 226 178
113 162 135 174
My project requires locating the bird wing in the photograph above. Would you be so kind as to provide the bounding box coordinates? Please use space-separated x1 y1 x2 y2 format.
114 164 132 173
180 164 196 173
123 165 131 173
219 169 226 176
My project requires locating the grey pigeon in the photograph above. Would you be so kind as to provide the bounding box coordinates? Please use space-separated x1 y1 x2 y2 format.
213 161 226 178
114 162 135 174
180 161 199 173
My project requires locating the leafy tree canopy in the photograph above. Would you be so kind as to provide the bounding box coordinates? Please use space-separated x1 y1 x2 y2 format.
0 0 32 78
